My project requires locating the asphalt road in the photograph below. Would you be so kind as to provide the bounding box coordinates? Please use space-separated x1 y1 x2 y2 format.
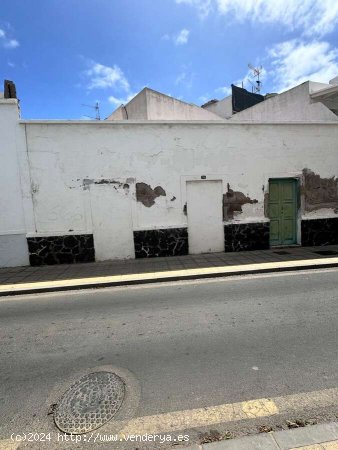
1 268 338 449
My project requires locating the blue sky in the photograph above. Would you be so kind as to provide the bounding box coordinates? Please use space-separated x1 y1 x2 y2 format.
1 0 338 119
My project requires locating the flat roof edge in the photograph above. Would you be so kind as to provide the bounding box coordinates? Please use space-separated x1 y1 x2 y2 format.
0 99 18 104
19 119 338 125
310 85 338 98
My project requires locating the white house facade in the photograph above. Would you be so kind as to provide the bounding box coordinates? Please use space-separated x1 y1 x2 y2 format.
1 80 338 267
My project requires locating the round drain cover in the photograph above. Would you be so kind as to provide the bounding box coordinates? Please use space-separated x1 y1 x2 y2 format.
54 371 125 434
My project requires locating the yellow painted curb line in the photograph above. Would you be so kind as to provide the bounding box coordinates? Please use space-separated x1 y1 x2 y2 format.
120 398 278 435
1 257 338 296
1 388 338 446
0 440 19 450
118 387 338 435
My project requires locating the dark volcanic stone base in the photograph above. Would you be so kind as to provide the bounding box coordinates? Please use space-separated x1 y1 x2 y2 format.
134 228 188 258
301 218 338 246
27 234 95 266
224 222 270 252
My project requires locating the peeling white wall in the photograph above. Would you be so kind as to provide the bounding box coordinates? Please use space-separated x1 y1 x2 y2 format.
21 121 338 239
2 100 338 266
0 100 29 266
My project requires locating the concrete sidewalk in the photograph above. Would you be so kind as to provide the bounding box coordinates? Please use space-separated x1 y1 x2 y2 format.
188 422 338 450
1 245 338 296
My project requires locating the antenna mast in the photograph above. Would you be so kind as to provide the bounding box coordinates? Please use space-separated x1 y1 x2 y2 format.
81 101 101 120
248 64 263 94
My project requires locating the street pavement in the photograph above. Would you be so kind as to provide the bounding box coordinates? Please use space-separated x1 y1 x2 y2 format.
0 268 338 449
1 245 338 287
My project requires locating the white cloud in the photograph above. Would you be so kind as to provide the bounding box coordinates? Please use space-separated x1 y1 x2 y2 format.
215 86 232 96
108 92 137 106
175 71 187 84
83 59 138 110
176 0 338 36
175 0 213 19
4 39 19 49
267 39 338 91
216 0 338 36
198 94 210 104
0 28 19 49
80 115 94 120
162 29 190 45
175 69 194 88
7 61 15 68
174 28 190 45
85 61 130 91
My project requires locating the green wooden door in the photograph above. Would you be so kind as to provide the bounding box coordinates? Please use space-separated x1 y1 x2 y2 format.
269 178 298 246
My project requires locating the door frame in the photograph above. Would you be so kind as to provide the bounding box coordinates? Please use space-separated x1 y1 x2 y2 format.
180 175 226 210
268 177 300 247
89 182 135 260
186 179 224 254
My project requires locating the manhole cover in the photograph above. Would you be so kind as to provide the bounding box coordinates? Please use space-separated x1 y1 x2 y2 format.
273 251 290 255
54 371 125 434
313 250 338 256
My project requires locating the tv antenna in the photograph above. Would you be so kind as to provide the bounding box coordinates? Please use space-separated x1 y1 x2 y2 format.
248 64 263 94
81 101 101 120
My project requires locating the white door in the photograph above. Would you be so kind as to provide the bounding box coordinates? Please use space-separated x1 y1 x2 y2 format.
90 184 135 260
186 180 224 254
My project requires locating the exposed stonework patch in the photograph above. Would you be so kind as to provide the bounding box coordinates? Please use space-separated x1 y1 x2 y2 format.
82 178 133 191
94 179 122 186
134 228 188 258
27 234 95 265
136 182 166 207
301 218 338 246
302 169 338 212
223 183 258 220
82 179 93 189
224 222 269 252
154 186 166 196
